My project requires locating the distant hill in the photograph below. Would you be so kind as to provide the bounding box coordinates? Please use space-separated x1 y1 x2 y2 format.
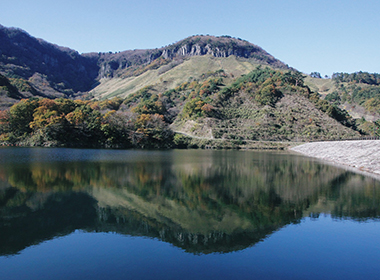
84 35 291 99
86 35 290 79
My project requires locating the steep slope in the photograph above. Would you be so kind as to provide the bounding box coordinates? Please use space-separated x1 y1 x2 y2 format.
0 73 24 108
89 35 290 99
90 34 289 78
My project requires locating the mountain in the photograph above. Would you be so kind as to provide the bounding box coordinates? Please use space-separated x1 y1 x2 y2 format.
0 25 289 107
0 25 372 145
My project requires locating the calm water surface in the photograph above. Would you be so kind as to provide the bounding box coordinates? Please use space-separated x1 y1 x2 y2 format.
0 147 379 280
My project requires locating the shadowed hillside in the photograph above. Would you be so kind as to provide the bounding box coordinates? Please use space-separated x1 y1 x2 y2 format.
0 25 99 100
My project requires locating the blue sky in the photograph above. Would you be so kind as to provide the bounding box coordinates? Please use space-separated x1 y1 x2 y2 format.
1 0 379 76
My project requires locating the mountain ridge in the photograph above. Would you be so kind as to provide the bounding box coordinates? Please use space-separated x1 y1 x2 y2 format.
0 25 290 106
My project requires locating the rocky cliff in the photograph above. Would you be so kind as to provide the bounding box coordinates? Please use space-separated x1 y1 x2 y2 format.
160 35 287 68
93 35 289 79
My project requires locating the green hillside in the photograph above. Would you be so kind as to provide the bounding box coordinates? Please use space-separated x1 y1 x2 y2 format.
305 72 380 135
120 66 360 144
0 67 362 148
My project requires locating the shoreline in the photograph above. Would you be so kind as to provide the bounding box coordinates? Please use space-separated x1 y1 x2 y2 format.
291 140 380 180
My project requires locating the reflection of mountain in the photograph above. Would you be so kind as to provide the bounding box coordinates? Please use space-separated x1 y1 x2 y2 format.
0 150 379 256
0 190 98 256
95 206 281 255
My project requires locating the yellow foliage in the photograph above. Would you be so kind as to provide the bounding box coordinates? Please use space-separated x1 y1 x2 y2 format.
66 110 85 125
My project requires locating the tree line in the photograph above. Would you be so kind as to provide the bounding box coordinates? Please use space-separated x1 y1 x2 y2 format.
332 71 380 85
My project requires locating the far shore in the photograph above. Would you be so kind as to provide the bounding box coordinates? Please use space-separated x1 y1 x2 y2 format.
291 140 380 180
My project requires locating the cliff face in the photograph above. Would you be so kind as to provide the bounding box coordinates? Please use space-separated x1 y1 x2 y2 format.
160 35 286 67
161 40 251 58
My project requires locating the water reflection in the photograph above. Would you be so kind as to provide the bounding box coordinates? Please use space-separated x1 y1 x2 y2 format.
0 148 379 256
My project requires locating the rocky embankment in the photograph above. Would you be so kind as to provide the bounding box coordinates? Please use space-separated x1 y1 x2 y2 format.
291 140 380 178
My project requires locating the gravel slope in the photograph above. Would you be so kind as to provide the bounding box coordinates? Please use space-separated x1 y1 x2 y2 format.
291 140 380 177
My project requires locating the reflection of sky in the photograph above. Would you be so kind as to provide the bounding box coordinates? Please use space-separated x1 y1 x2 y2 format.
1 215 379 280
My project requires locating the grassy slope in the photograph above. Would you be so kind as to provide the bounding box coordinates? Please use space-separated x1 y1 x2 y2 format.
304 76 335 96
90 55 262 100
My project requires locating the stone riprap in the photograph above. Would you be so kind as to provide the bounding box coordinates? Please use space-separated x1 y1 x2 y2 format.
291 140 380 177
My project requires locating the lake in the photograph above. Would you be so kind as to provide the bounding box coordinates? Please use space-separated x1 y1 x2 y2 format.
0 147 379 280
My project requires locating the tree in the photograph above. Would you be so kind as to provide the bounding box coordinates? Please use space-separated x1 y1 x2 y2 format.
293 71 306 87
310 72 322 79
8 99 39 136
374 120 380 137
182 98 205 119
132 95 166 115
101 111 134 148
133 114 173 148
29 99 62 130
65 104 103 146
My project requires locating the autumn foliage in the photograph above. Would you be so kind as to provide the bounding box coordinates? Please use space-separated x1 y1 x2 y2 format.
0 98 173 148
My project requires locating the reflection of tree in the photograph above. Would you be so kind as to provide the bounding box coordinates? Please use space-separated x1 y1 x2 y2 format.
327 173 380 221
0 150 380 256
